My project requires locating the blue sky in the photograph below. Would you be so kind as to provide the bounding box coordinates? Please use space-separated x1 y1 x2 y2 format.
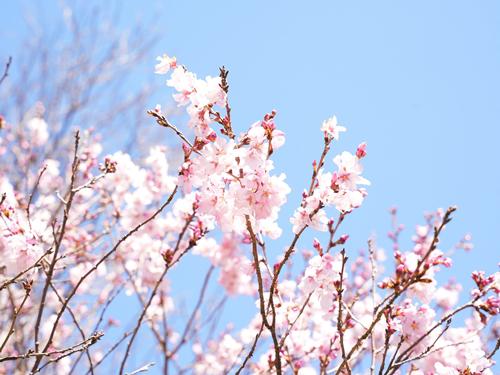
151 0 500 274
1 0 499 372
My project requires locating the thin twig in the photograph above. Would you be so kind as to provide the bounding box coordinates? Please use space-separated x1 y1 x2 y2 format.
0 247 53 291
487 337 500 360
35 332 103 373
119 210 196 374
0 281 31 352
119 266 169 374
336 207 457 374
279 292 313 349
37 185 179 372
0 56 12 86
86 330 133 374
31 131 81 373
45 278 95 374
337 249 351 374
368 239 377 375
167 266 214 359
245 215 282 374
147 110 195 151
0 332 103 363
235 322 265 375
26 165 47 230
387 320 452 372
387 302 476 374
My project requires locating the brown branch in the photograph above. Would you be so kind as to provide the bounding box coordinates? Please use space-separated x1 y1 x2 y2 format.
86 330 133 374
119 210 196 374
235 322 265 375
336 206 457 374
377 327 395 375
279 292 313 350
45 278 95 374
119 266 169 375
26 164 47 230
167 265 214 359
383 338 404 375
36 184 179 372
387 302 476 374
387 319 452 373
93 285 125 332
0 247 53 291
368 239 377 375
308 137 332 194
123 265 166 350
67 285 124 374
0 56 12 87
0 281 31 352
245 215 282 375
161 291 169 375
246 216 270 327
148 110 195 151
337 249 350 374
0 331 103 364
31 131 81 373
487 337 500 360
35 332 103 373
393 340 474 369
267 138 333 322
326 213 345 253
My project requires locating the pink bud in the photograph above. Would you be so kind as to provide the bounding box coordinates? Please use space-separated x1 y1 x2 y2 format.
356 142 367 158
206 131 217 142
273 263 280 273
396 264 406 275
313 238 321 250
337 234 349 244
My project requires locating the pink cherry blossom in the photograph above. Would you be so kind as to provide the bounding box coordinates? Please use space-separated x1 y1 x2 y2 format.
0 53 497 375
321 116 346 140
155 54 177 74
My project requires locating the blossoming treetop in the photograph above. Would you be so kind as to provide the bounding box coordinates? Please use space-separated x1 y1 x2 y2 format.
0 54 498 374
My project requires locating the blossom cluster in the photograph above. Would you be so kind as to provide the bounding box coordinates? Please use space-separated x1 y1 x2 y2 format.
0 54 497 375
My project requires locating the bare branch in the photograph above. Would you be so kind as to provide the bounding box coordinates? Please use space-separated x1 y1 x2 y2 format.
337 249 351 374
0 57 12 87
32 131 81 373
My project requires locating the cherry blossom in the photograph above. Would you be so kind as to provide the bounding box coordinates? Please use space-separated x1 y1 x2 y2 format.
0 53 497 375
155 54 177 75
321 116 346 140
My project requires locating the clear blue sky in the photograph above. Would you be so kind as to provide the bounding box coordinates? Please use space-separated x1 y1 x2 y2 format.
1 0 499 372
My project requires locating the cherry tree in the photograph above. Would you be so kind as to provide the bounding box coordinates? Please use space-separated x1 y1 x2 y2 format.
0 53 498 375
